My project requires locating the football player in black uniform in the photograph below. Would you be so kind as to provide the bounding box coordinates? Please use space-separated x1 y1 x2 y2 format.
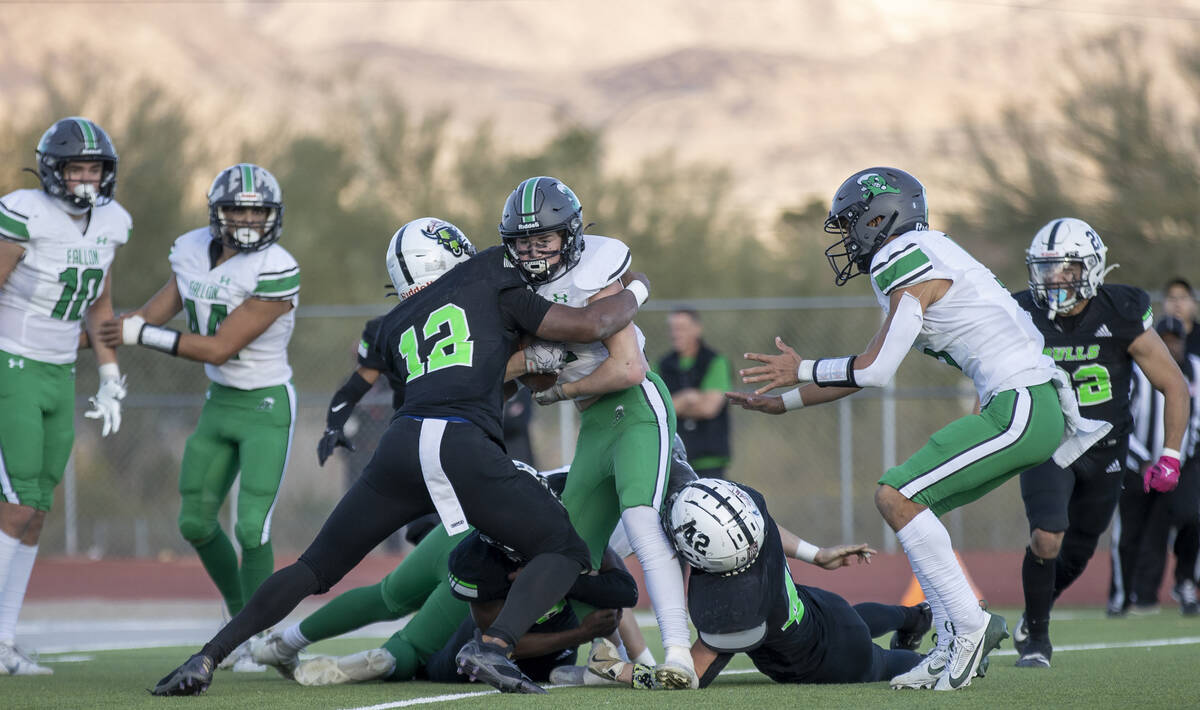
1011 218 1190 668
152 216 653 696
589 479 930 689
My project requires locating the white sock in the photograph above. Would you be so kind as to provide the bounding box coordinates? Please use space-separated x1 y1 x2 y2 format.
611 634 630 662
0 539 36 644
896 521 950 652
622 506 691 651
280 623 310 653
633 647 656 666
896 509 986 636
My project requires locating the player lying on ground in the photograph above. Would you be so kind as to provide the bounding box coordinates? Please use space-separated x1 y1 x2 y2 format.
587 479 930 689
249 463 632 686
149 217 652 696
251 444 700 686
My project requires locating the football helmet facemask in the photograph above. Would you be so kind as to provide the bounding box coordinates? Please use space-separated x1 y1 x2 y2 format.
35 117 119 211
824 167 928 286
1026 218 1117 317
666 478 766 576
385 217 476 300
207 163 284 252
498 176 585 285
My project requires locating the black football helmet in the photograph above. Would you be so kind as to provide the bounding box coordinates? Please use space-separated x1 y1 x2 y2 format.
207 163 284 252
35 117 119 210
498 176 585 285
823 167 928 286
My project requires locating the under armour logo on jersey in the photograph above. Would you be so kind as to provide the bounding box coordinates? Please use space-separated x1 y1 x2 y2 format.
1094 324 1113 338
257 397 275 411
219 276 232 285
95 236 108 245
551 293 569 303
7 357 24 369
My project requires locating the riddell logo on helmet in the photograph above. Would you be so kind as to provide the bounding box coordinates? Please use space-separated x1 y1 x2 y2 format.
80 147 102 155
517 221 541 230
236 192 262 202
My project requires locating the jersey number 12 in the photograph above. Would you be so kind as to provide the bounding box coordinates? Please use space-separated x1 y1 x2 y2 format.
397 304 474 383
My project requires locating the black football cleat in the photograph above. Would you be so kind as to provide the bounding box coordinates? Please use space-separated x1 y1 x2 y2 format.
455 632 546 694
891 601 933 651
151 653 215 696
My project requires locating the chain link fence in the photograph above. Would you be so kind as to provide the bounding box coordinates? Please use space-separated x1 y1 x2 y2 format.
47 297 1043 559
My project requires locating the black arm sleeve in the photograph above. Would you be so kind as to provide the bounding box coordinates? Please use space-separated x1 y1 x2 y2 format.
498 285 553 335
326 371 373 429
698 652 735 689
566 551 638 609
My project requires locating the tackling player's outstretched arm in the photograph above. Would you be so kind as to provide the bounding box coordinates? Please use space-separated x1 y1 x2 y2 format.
534 283 648 404
534 271 650 343
1129 328 1191 492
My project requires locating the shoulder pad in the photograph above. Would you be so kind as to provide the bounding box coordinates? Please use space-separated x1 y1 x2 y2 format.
0 190 41 242
572 235 632 291
1102 284 1152 325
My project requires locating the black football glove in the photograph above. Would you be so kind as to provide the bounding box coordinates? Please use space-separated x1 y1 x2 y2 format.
150 653 214 696
317 427 355 466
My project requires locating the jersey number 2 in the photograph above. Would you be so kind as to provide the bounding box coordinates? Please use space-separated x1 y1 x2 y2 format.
1073 364 1112 406
397 304 474 383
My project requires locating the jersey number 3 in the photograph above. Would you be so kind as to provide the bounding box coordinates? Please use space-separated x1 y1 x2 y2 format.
397 304 474 383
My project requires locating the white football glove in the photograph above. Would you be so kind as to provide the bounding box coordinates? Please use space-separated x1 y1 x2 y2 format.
533 383 569 406
85 371 127 436
523 341 567 374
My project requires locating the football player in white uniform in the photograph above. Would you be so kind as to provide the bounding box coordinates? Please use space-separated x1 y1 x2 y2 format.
99 163 298 671
0 117 130 674
499 176 695 688
729 167 1107 691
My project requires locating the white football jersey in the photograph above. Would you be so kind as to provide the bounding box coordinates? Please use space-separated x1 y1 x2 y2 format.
169 228 298 390
0 189 131 364
533 234 645 389
869 229 1056 404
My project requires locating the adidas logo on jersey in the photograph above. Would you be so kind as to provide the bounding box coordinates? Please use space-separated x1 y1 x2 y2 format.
1094 324 1113 338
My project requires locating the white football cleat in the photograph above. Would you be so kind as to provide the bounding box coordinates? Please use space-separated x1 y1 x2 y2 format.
0 642 53 675
934 612 1008 691
294 649 396 686
249 631 300 679
890 644 950 690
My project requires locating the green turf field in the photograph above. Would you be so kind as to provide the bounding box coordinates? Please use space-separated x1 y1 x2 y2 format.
1 607 1197 709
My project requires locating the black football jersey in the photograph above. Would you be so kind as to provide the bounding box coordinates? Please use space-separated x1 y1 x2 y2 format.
358 315 406 410
689 485 824 683
1015 284 1151 441
368 247 552 444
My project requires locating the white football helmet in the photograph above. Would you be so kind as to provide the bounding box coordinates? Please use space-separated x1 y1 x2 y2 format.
1026 218 1117 316
386 217 476 300
667 479 766 576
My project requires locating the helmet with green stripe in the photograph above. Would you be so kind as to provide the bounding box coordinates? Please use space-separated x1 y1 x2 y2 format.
207 163 284 252
498 176 585 285
824 167 928 286
35 117 119 210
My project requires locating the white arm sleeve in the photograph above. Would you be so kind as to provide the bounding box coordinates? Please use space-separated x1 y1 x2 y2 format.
854 292 923 388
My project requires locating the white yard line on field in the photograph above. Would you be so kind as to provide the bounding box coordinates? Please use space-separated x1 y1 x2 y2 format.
337 636 1200 710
